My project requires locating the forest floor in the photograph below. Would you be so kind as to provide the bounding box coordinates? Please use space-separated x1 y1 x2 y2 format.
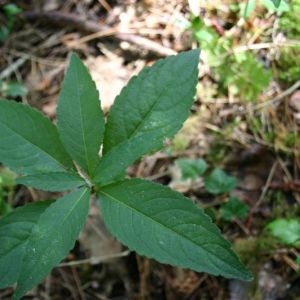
0 0 300 299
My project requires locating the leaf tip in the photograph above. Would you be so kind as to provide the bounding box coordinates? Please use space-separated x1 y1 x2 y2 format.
69 51 80 61
183 48 201 60
231 256 253 281
239 269 254 281
68 52 83 69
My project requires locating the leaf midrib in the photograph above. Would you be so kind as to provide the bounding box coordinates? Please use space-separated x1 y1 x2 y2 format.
109 62 172 149
12 189 89 299
111 63 196 150
74 67 91 173
1 190 88 266
42 188 88 234
100 189 237 269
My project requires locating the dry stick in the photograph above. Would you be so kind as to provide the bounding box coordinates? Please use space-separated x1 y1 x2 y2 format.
0 55 29 80
250 161 278 214
58 250 131 267
184 275 208 300
117 32 177 55
20 11 177 56
57 268 78 300
233 79 300 120
44 276 52 300
268 180 300 192
70 267 86 300
233 40 300 53
68 27 120 46
234 219 250 235
9 49 66 66
277 157 300 204
98 0 112 12
253 79 300 110
282 254 300 272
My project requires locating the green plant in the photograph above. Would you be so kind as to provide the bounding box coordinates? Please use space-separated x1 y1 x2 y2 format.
271 0 282 7
267 218 300 270
242 0 288 18
188 17 272 101
175 158 249 221
276 0 300 84
267 218 300 247
175 158 207 180
261 0 289 12
0 80 28 98
0 3 22 42
279 0 300 36
204 168 237 195
0 50 252 299
220 197 250 221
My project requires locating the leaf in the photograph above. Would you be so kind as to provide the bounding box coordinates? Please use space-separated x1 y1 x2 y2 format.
16 172 86 192
190 17 217 46
13 188 90 299
176 158 207 180
3 3 22 16
271 0 281 8
0 100 73 175
0 80 28 97
93 50 200 185
267 218 300 247
220 197 249 221
242 0 256 19
261 0 289 12
57 53 105 176
0 201 52 289
99 178 252 281
204 169 237 195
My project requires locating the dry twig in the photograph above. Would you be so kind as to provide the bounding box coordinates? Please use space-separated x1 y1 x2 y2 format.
20 11 177 56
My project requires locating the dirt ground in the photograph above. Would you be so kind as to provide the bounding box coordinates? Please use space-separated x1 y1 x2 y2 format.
0 0 300 299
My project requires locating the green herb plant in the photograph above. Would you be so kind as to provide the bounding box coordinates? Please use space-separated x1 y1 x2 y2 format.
188 17 272 102
220 197 249 222
242 0 288 19
0 50 252 299
276 0 300 84
175 158 237 194
0 80 28 99
187 0 286 102
204 169 250 221
267 218 300 247
0 3 22 43
175 158 249 221
267 218 300 271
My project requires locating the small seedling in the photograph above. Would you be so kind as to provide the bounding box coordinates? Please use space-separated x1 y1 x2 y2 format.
175 158 207 180
0 4 22 42
175 159 248 221
242 0 288 19
188 16 272 102
0 80 28 98
267 218 300 247
220 197 250 221
0 50 252 299
204 168 237 195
